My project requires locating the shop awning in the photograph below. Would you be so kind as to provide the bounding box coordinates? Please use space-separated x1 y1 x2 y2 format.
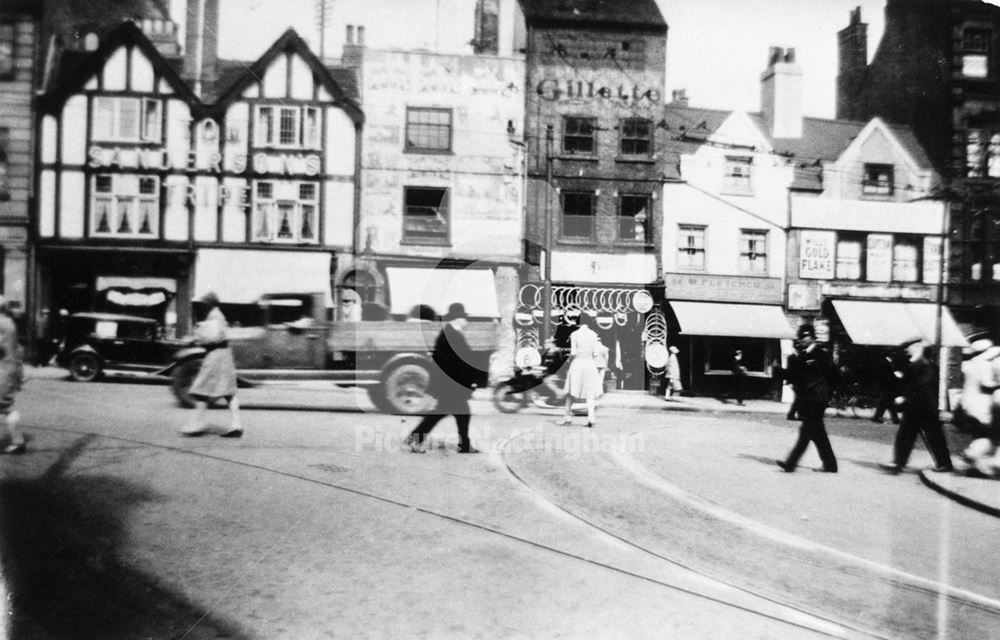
831 300 968 347
385 267 500 318
194 249 333 306
669 301 795 339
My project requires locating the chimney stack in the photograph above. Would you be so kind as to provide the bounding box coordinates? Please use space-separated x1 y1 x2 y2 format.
671 89 689 108
836 6 868 120
760 46 802 139
184 0 220 98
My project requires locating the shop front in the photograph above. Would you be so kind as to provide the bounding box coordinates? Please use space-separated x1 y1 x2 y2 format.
662 273 794 399
515 282 663 391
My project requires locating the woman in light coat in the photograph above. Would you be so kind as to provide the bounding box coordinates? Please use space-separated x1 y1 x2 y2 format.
182 292 242 437
559 314 602 427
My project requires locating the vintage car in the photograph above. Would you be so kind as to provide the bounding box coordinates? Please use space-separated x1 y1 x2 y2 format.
56 312 192 382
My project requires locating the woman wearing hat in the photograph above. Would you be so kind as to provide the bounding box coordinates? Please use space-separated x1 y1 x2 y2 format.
182 292 242 437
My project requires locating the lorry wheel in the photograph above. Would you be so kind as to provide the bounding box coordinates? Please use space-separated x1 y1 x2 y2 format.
171 359 203 408
381 362 432 414
69 352 101 382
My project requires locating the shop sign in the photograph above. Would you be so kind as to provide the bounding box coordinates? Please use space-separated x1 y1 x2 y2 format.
820 282 934 301
787 283 822 311
799 231 835 279
664 272 782 304
866 234 893 282
536 78 661 103
88 146 322 176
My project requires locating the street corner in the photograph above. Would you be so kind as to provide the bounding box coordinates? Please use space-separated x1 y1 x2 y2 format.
920 467 1000 519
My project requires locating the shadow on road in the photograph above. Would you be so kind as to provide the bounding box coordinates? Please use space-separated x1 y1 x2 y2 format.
0 435 247 639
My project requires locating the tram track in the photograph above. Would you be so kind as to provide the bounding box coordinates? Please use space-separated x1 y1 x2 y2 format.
14 382 999 639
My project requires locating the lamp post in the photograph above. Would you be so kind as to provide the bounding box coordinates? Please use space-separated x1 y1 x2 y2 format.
541 124 554 346
933 196 951 411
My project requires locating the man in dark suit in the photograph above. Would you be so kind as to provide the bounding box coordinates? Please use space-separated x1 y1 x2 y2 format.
406 303 484 454
878 337 954 474
777 324 839 473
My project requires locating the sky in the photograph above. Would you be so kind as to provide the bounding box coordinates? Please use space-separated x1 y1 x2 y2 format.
173 0 999 120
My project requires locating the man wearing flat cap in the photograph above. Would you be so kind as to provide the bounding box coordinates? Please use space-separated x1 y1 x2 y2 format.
777 323 839 473
406 302 485 453
879 337 954 474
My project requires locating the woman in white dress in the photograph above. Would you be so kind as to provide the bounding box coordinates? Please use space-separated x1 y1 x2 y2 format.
559 314 602 427
182 292 242 437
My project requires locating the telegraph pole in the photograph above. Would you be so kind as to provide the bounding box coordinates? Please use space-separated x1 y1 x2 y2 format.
541 124 554 345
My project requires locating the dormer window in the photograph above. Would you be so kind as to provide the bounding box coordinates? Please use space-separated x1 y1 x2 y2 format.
722 156 752 195
962 28 990 78
862 163 893 197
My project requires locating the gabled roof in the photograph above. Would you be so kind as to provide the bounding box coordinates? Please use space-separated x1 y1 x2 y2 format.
662 104 935 191
211 29 363 125
38 21 197 112
518 0 667 33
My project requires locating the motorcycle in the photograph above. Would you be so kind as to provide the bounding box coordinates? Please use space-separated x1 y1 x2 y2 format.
492 365 567 413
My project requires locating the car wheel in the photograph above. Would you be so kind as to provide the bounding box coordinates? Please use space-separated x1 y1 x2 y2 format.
381 362 432 415
171 359 203 408
69 352 101 382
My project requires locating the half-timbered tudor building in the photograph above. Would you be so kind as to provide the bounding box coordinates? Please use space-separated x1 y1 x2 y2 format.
34 22 362 335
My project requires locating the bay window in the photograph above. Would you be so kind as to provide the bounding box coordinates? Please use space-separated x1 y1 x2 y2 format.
254 105 321 148
91 174 159 238
92 97 162 143
252 180 319 243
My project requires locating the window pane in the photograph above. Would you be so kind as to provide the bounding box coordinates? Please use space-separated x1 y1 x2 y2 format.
678 226 705 270
863 163 893 195
564 117 595 154
618 195 649 241
279 108 298 145
93 98 116 140
723 157 752 194
739 231 767 274
561 192 594 238
620 119 651 155
257 107 273 145
405 108 452 151
303 108 319 147
118 99 140 140
403 187 449 241
142 99 161 141
301 204 316 240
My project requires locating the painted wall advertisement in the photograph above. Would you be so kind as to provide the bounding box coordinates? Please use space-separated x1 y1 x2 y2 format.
799 231 835 279
866 234 893 282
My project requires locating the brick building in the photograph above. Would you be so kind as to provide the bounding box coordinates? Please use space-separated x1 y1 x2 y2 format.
836 0 1000 334
0 1 43 320
519 0 668 390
